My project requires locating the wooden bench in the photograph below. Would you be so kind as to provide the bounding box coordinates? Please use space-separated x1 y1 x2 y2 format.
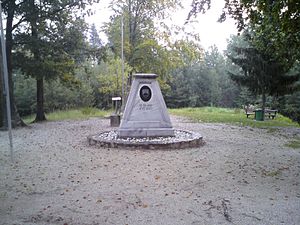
264 109 278 119
244 106 255 118
244 106 278 120
246 110 255 118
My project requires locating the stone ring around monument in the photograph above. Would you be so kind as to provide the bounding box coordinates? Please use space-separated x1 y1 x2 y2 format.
87 129 204 150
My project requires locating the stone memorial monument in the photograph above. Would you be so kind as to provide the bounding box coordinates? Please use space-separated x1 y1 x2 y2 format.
118 73 174 138
88 73 203 149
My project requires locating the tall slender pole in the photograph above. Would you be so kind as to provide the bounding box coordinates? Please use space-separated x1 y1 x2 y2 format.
0 4 13 162
121 14 125 111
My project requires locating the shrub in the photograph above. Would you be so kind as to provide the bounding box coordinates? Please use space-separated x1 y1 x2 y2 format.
14 72 96 117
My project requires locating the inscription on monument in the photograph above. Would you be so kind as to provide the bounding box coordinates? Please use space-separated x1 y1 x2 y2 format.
138 103 153 111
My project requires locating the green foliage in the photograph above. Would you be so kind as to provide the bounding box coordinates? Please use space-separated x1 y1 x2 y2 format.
229 46 298 96
276 63 300 124
14 18 89 80
44 79 95 112
278 90 300 124
165 68 193 108
285 138 300 149
73 61 103 109
14 72 95 117
165 46 240 109
96 55 132 109
11 1 92 79
188 0 300 67
5 0 299 128
106 0 160 73
205 45 240 107
227 34 299 114
1 0 99 123
170 107 299 128
89 24 102 48
88 23 106 64
105 0 201 79
13 73 36 117
234 87 257 107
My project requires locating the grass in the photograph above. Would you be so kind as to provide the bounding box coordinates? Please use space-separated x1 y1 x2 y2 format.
22 106 299 129
22 107 111 124
263 169 281 177
170 107 299 128
285 138 300 149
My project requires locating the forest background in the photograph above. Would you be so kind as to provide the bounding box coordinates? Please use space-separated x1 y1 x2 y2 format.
0 0 299 126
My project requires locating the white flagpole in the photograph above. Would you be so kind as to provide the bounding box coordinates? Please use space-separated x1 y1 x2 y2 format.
0 4 14 162
121 13 125 111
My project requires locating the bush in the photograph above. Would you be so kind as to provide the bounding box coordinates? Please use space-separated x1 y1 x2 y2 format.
277 91 300 124
44 79 95 112
14 73 36 116
14 72 96 117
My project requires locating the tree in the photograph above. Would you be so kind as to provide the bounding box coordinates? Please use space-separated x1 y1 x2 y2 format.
164 44 242 109
227 36 299 115
97 53 132 108
90 23 102 48
14 15 87 121
165 67 192 108
1 0 25 127
1 0 99 124
277 63 300 124
204 46 224 106
105 0 187 79
188 0 300 68
89 23 106 64
105 0 205 109
13 72 36 117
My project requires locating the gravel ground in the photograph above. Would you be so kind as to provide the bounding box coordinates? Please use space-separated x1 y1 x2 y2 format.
0 116 300 225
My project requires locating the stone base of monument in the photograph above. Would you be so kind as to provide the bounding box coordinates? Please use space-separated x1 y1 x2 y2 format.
118 127 175 138
87 130 204 150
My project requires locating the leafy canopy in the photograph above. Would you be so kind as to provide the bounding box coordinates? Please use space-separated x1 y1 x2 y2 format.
105 0 202 79
188 0 300 67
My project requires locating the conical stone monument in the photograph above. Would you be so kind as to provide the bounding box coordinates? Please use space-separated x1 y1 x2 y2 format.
118 73 174 138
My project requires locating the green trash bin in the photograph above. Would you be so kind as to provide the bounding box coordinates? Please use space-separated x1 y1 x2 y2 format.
254 109 264 121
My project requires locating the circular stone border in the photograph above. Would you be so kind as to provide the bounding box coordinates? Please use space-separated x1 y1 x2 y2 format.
87 130 204 149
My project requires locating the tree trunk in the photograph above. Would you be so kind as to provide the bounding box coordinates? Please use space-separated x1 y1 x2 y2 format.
29 0 45 123
35 77 46 122
4 0 26 127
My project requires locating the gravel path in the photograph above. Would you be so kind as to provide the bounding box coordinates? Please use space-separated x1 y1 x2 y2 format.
0 116 300 225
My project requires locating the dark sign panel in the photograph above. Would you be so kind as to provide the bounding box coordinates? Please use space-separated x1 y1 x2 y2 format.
139 86 152 102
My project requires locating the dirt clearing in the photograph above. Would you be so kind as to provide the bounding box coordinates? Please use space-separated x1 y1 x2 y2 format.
1 116 299 225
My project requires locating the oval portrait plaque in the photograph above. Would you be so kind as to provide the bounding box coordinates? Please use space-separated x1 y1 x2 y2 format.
139 86 152 102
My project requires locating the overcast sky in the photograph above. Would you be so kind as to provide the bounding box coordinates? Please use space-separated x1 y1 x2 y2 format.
86 0 237 51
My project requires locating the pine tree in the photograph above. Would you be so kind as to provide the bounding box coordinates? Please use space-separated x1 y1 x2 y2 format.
89 23 105 64
90 24 102 48
228 44 299 118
